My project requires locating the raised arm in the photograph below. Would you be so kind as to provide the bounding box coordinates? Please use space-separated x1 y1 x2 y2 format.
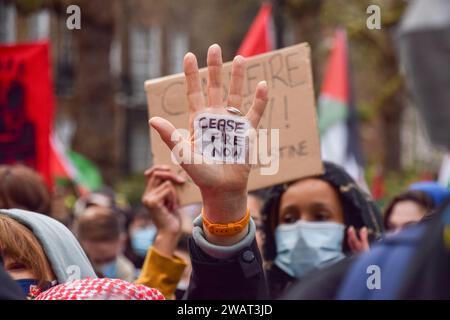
149 44 269 299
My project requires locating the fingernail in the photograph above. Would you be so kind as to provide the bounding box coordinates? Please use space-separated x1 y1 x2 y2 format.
185 52 194 59
259 81 268 93
209 43 220 51
149 118 158 127
234 55 244 63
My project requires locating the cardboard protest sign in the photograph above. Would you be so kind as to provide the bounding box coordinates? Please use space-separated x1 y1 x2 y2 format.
146 43 323 205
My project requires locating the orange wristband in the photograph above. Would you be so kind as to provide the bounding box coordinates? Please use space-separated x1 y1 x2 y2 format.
202 208 251 236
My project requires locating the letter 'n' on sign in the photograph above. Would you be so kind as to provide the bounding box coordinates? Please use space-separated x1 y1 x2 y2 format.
145 43 323 205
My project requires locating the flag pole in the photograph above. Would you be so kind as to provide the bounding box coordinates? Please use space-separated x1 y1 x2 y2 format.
272 0 285 49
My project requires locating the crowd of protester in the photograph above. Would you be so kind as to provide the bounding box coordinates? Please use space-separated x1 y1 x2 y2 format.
1 153 448 300
1 0 450 300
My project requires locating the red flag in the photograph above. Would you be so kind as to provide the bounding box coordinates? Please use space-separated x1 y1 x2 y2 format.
50 133 75 180
237 3 273 57
0 42 55 187
371 167 385 200
320 30 349 104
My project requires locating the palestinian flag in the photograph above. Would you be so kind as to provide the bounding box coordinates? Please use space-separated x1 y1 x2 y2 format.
439 153 450 188
237 3 274 57
318 29 367 188
50 133 102 195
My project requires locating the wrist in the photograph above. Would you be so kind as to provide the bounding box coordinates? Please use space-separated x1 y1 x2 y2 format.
192 215 256 256
201 189 247 223
157 225 182 238
204 224 249 246
152 231 180 258
200 189 248 246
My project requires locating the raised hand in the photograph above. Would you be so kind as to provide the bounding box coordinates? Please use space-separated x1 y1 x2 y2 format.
142 165 185 257
149 44 268 244
347 226 370 253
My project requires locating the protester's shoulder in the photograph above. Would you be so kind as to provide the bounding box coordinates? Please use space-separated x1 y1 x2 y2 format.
266 263 294 295
381 223 428 246
0 266 25 300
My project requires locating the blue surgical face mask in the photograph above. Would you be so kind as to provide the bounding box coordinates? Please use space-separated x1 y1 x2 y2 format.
16 279 39 296
98 260 118 279
274 220 345 279
131 226 157 257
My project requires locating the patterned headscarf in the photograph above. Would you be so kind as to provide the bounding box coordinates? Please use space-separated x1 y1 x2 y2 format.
35 278 165 300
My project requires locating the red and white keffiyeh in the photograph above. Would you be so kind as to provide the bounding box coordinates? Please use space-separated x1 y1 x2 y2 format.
35 278 165 300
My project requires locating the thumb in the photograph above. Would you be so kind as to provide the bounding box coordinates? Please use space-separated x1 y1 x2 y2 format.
149 117 178 150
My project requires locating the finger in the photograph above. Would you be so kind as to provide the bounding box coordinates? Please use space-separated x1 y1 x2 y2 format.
146 173 159 190
149 117 179 150
149 182 173 206
346 228 355 251
146 167 185 185
144 165 171 177
165 181 179 211
347 226 359 252
153 180 171 194
207 44 223 107
184 52 206 112
144 172 167 198
227 55 245 108
153 171 186 184
142 181 171 208
155 181 177 212
359 227 370 251
246 81 268 128
144 167 163 192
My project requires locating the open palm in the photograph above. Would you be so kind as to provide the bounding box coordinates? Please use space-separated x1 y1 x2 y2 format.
149 44 268 201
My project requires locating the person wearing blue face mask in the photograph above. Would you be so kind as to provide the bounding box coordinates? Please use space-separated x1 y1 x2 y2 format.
126 207 158 262
131 225 157 258
261 162 384 298
275 220 346 279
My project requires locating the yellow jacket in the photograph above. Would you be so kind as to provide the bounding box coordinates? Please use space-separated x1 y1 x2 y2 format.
135 246 187 300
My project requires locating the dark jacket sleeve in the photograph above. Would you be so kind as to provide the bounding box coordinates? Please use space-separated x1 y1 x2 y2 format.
0 266 25 300
281 257 355 300
185 237 269 300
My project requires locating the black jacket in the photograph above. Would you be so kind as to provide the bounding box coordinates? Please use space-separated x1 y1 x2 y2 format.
0 266 25 300
185 237 269 300
184 234 355 300
266 264 295 299
282 257 355 300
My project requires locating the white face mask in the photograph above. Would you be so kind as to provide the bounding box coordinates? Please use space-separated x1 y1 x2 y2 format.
274 220 345 278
